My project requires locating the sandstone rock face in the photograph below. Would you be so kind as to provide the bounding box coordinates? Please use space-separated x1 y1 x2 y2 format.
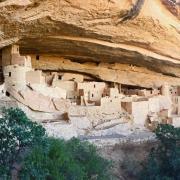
30 54 180 88
0 0 180 86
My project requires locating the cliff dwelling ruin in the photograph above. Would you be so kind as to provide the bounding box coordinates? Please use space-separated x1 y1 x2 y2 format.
0 44 179 138
0 0 180 139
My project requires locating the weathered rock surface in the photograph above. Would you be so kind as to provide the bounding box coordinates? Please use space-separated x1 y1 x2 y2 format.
0 0 180 86
31 54 180 88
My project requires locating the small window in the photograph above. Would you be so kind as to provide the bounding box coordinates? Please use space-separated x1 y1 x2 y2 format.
92 94 94 97
69 78 76 81
6 91 10 97
94 84 96 88
58 75 62 80
36 55 40 60
9 72 11 77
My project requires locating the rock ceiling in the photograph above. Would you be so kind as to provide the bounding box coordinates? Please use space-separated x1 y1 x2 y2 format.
0 0 180 86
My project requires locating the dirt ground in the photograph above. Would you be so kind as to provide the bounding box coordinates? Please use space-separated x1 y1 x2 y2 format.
98 141 157 180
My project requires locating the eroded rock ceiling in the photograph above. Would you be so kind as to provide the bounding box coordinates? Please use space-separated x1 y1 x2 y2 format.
0 0 180 86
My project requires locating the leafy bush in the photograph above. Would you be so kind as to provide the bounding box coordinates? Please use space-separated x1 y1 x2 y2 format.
20 138 112 180
0 108 112 179
0 108 46 177
140 124 180 180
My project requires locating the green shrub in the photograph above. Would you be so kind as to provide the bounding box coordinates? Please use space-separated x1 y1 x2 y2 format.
20 138 112 180
0 108 112 179
0 108 46 177
139 124 180 180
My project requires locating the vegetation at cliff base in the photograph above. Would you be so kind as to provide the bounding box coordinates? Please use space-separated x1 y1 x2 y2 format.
0 108 112 179
20 138 111 180
0 108 46 178
140 124 180 180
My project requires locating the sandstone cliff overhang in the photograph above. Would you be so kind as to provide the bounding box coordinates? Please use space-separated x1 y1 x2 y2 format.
0 0 180 85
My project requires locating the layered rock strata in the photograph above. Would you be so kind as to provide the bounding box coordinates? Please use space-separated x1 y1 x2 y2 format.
0 0 179 86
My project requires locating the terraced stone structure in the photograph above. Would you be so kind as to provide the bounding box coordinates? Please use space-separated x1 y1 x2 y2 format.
0 0 180 137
